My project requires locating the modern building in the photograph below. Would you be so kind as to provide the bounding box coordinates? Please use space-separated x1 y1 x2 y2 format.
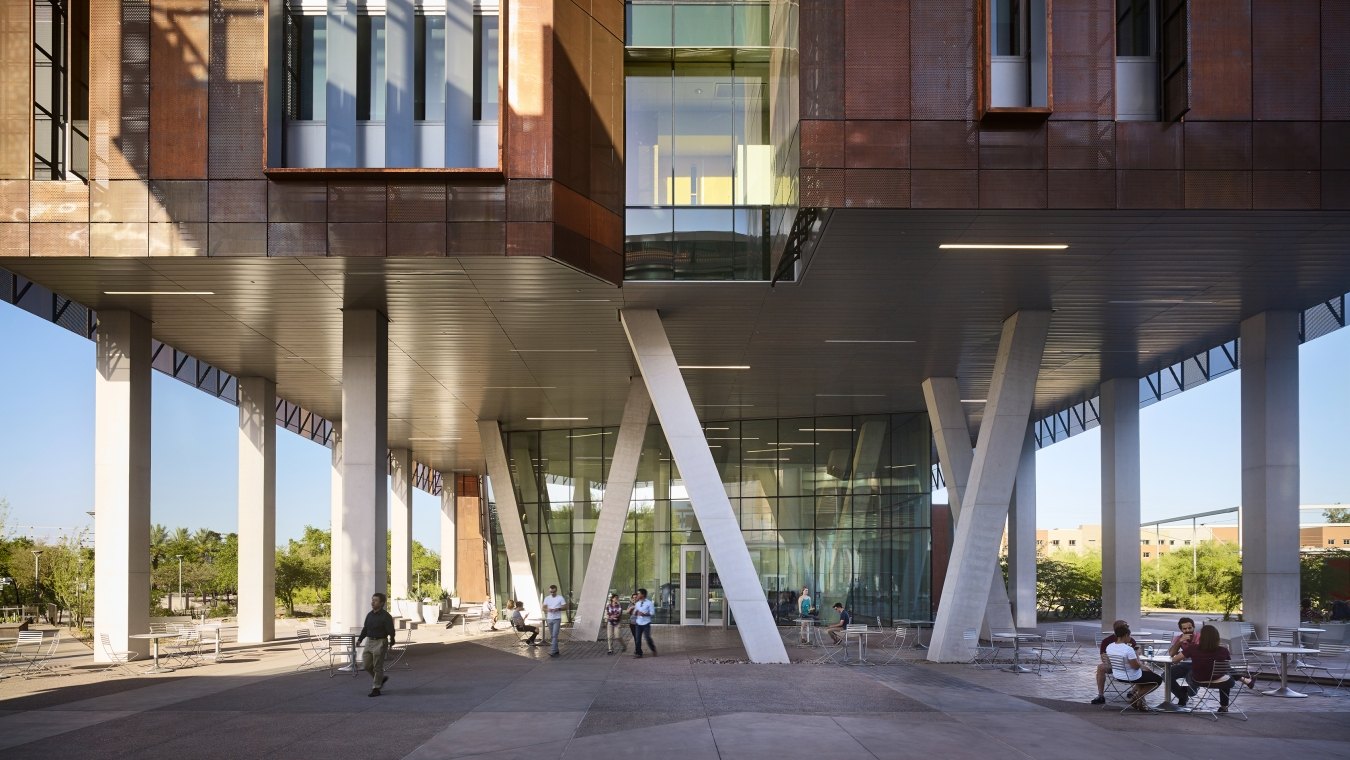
2 0 1349 663
1026 524 1240 560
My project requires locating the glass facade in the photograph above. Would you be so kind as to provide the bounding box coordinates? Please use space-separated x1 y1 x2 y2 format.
491 413 933 627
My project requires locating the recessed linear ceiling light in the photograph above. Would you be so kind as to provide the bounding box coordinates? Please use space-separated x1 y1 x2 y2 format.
744 458 781 462
798 428 855 433
511 349 598 353
707 437 757 440
769 442 818 446
482 386 557 390
408 437 461 441
103 290 214 296
567 432 614 439
887 464 916 469
815 393 885 398
346 270 467 276
679 365 751 370
704 427 731 431
746 448 791 454
938 244 1068 250
526 416 589 421
961 399 987 403
1107 299 1219 305
697 404 753 408
496 298 614 304
824 339 916 344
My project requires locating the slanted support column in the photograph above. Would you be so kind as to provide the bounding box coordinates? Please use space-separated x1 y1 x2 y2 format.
390 448 412 600
1240 311 1301 635
237 377 277 644
479 421 541 618
93 311 152 661
928 311 1050 663
1101 377 1141 628
1008 426 1037 629
335 310 388 629
572 378 651 642
621 309 789 664
440 481 456 597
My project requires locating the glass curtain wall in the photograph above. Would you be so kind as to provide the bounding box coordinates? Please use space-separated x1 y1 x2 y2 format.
492 413 932 626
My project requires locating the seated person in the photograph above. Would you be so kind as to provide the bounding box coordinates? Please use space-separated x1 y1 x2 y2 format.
1166 617 1197 702
1106 621 1163 711
1175 624 1256 712
826 603 850 644
511 601 539 645
1091 618 1136 704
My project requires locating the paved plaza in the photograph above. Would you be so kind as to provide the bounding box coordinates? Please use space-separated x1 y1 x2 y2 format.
2 620 1348 759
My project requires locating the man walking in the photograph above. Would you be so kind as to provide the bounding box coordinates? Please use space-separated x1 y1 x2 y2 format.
356 592 397 697
631 588 657 658
542 584 567 658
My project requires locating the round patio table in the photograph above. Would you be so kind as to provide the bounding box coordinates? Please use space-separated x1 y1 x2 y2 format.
1249 645 1319 698
129 632 179 673
1142 654 1191 713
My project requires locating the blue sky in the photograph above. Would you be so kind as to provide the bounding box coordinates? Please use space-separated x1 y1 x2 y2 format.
0 303 1346 547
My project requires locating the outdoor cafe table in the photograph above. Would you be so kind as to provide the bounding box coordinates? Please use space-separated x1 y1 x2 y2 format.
1142 653 1190 713
129 632 179 673
992 631 1042 674
898 619 933 649
790 618 817 647
329 627 364 672
842 628 885 665
1250 645 1320 698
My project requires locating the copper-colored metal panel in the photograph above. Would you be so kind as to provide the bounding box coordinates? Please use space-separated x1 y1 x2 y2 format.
505 0 555 179
1323 3 1350 120
206 221 264 255
150 179 208 222
0 223 28 255
148 220 207 255
802 121 846 169
0 2 32 179
507 179 553 221
844 168 909 208
1251 0 1318 121
0 180 30 223
553 181 594 240
592 203 622 254
388 222 447 256
1048 169 1115 208
1187 0 1252 120
449 183 507 222
30 223 90 256
1047 121 1113 169
592 0 624 42
1324 124 1350 171
208 0 264 179
150 0 209 178
1252 123 1318 171
1115 122 1182 171
978 170 1047 209
267 182 327 223
1183 171 1251 209
1116 170 1181 209
589 16 624 215
208 180 266 222
90 222 150 256
1049 1 1114 120
327 222 387 257
328 183 387 223
586 243 623 286
266 221 327 256
799 168 845 207
1253 171 1318 210
800 0 844 119
90 0 150 180
448 221 506 255
91 180 150 222
506 221 552 256
979 124 1047 170
551 225 590 272
1323 172 1350 209
909 0 976 120
30 181 90 222
1183 122 1252 171
910 122 978 169
910 170 978 208
388 182 448 222
845 121 909 169
552 0 590 194
845 0 909 120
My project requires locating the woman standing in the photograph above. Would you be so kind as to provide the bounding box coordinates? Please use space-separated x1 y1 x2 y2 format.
604 593 624 655
798 587 814 643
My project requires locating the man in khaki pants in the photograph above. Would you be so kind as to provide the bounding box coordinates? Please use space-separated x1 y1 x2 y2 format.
356 592 397 697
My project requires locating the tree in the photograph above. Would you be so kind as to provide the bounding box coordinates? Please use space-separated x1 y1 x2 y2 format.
1323 507 1350 524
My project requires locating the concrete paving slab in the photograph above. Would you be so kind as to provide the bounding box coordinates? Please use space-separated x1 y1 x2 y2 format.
709 712 874 758
0 709 136 750
563 716 718 759
831 713 1026 758
402 711 586 758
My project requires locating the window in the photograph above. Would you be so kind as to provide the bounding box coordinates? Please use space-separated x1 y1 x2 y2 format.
1142 539 1150 545
1169 540 1175 545
415 15 446 121
984 0 1049 112
356 15 387 121
1115 0 1159 120
1143 552 1151 558
1051 539 1060 546
285 13 326 121
473 14 499 121
1159 0 1190 121
1116 0 1153 56
1183 540 1190 545
1330 539 1337 546
33 0 88 180
1068 540 1076 546
1343 539 1350 545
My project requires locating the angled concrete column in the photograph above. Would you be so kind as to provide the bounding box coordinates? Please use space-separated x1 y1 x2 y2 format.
1240 311 1301 635
621 309 789 664
439 482 456 596
479 421 541 617
93 311 152 661
1008 426 1037 629
326 0 358 167
1100 377 1141 627
390 448 412 600
384 0 415 167
928 311 1049 662
329 424 346 622
334 310 388 629
571 379 651 642
237 377 277 644
922 378 1014 635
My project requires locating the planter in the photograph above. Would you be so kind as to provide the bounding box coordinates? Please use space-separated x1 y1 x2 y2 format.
450 596 461 609
421 603 440 624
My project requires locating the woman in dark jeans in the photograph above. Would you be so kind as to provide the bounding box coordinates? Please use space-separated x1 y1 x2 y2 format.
1174 624 1257 711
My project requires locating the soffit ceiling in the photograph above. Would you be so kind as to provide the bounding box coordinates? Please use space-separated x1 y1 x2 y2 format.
4 208 1349 473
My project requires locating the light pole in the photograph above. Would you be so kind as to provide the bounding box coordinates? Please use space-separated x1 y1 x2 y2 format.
31 550 43 608
176 554 184 613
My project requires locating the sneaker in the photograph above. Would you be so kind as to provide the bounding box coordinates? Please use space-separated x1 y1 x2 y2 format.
633 653 643 658
368 689 381 698
1089 696 1106 705
1217 706 1228 714
549 651 560 657
607 650 614 655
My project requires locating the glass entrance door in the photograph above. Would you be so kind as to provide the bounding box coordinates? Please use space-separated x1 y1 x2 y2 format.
679 546 725 626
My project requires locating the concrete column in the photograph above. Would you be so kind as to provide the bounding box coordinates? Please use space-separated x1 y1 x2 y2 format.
479 421 542 617
445 0 474 166
621 309 789 664
922 378 1015 635
385 0 415 167
329 425 346 622
93 311 152 661
1100 377 1141 627
237 377 277 644
928 311 1049 663
334 310 388 629
1240 311 1301 635
390 448 412 600
1008 425 1037 629
326 0 358 167
572 379 651 642
439 481 456 596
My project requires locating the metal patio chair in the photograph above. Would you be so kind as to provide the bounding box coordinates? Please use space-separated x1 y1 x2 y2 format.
877 626 909 665
1106 654 1157 714
384 626 413 671
99 633 141 676
1188 660 1248 721
1296 643 1349 694
295 628 329 670
963 628 996 668
327 634 359 677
